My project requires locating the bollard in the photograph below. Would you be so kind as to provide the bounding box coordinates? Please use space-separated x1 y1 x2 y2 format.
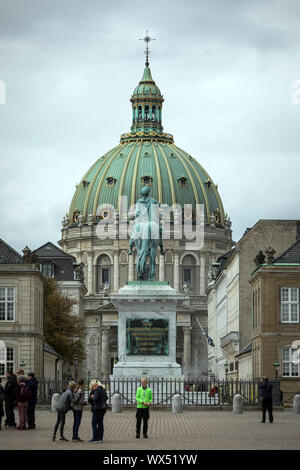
111 393 122 413
51 393 60 413
293 394 300 414
233 393 243 414
172 394 183 414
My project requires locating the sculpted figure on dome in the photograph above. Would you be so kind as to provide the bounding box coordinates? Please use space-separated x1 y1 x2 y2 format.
128 186 165 281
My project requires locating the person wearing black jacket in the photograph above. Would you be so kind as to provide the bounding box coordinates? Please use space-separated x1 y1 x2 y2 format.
4 370 17 428
26 372 38 430
259 377 273 423
88 380 108 443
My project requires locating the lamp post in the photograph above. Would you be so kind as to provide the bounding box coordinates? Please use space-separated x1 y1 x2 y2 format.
73 356 78 381
273 360 280 379
224 361 228 381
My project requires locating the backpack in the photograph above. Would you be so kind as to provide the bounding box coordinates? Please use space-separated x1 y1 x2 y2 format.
20 383 32 402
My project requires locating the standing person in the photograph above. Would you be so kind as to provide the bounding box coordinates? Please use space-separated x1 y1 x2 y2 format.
26 372 38 430
4 370 17 428
72 378 86 442
15 376 32 430
88 379 108 443
0 378 4 430
136 377 152 439
260 377 273 423
52 381 76 441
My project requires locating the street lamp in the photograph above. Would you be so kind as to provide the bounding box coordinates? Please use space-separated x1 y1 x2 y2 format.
224 361 228 380
73 356 78 381
273 360 280 379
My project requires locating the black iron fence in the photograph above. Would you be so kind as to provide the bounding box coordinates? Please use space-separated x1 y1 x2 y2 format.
36 378 281 407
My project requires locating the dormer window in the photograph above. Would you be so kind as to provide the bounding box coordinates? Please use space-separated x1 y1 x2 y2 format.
106 177 116 186
142 175 152 186
178 176 188 187
82 180 90 188
41 262 54 278
204 179 212 188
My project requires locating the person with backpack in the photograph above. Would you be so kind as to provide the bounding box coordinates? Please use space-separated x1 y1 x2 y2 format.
26 372 38 430
15 375 32 430
88 379 108 443
0 378 4 430
52 381 76 442
4 370 17 428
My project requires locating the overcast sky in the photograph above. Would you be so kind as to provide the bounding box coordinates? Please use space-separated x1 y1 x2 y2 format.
0 0 300 254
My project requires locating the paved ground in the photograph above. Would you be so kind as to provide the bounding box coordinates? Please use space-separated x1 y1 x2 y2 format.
0 408 299 450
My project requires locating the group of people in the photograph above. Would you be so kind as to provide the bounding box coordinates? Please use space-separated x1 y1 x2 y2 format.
0 370 274 442
52 376 152 442
0 369 38 431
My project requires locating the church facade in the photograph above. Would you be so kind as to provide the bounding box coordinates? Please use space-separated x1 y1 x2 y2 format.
58 59 234 379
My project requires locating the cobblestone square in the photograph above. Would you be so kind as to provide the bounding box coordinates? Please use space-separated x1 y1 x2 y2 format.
0 408 299 451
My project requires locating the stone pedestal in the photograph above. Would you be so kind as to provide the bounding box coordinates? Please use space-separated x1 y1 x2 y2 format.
110 281 184 379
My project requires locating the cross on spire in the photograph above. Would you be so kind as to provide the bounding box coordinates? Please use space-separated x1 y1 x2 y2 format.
139 30 155 67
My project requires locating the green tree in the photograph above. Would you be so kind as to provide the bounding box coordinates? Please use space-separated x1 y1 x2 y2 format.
44 277 85 362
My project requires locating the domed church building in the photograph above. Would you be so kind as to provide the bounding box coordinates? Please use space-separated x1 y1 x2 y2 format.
58 53 234 380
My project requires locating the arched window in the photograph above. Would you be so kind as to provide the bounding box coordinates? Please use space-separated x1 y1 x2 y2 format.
138 106 142 121
145 105 149 120
181 254 196 293
97 255 112 292
152 105 156 121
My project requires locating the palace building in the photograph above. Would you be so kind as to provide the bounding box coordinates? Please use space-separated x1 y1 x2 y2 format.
58 55 233 379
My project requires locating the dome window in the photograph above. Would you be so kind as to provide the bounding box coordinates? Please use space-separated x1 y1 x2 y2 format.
204 179 212 188
72 209 79 223
152 105 156 121
82 180 89 188
178 176 188 187
142 175 152 186
145 105 150 120
170 152 176 158
144 151 150 158
106 177 116 187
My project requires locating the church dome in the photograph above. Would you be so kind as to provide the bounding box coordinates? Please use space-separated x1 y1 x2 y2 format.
67 63 225 227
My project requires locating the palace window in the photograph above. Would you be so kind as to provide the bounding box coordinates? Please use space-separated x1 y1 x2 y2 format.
282 347 299 377
0 347 14 376
41 263 54 278
281 287 299 323
0 287 15 321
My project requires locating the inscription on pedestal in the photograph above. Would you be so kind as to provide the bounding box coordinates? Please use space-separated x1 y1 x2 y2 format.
126 318 169 355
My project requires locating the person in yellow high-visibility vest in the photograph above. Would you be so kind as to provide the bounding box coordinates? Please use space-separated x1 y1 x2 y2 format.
135 377 152 438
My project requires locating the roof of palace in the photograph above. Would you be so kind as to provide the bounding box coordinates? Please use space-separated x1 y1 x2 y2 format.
0 239 23 264
275 238 300 264
67 61 225 228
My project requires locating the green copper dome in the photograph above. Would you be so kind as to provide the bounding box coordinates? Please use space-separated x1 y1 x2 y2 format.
68 65 225 226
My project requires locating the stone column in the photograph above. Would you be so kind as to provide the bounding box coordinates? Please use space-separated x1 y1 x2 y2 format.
183 326 192 379
87 252 93 295
101 326 111 380
174 251 180 292
113 250 119 292
128 254 134 281
200 252 207 296
159 254 165 281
